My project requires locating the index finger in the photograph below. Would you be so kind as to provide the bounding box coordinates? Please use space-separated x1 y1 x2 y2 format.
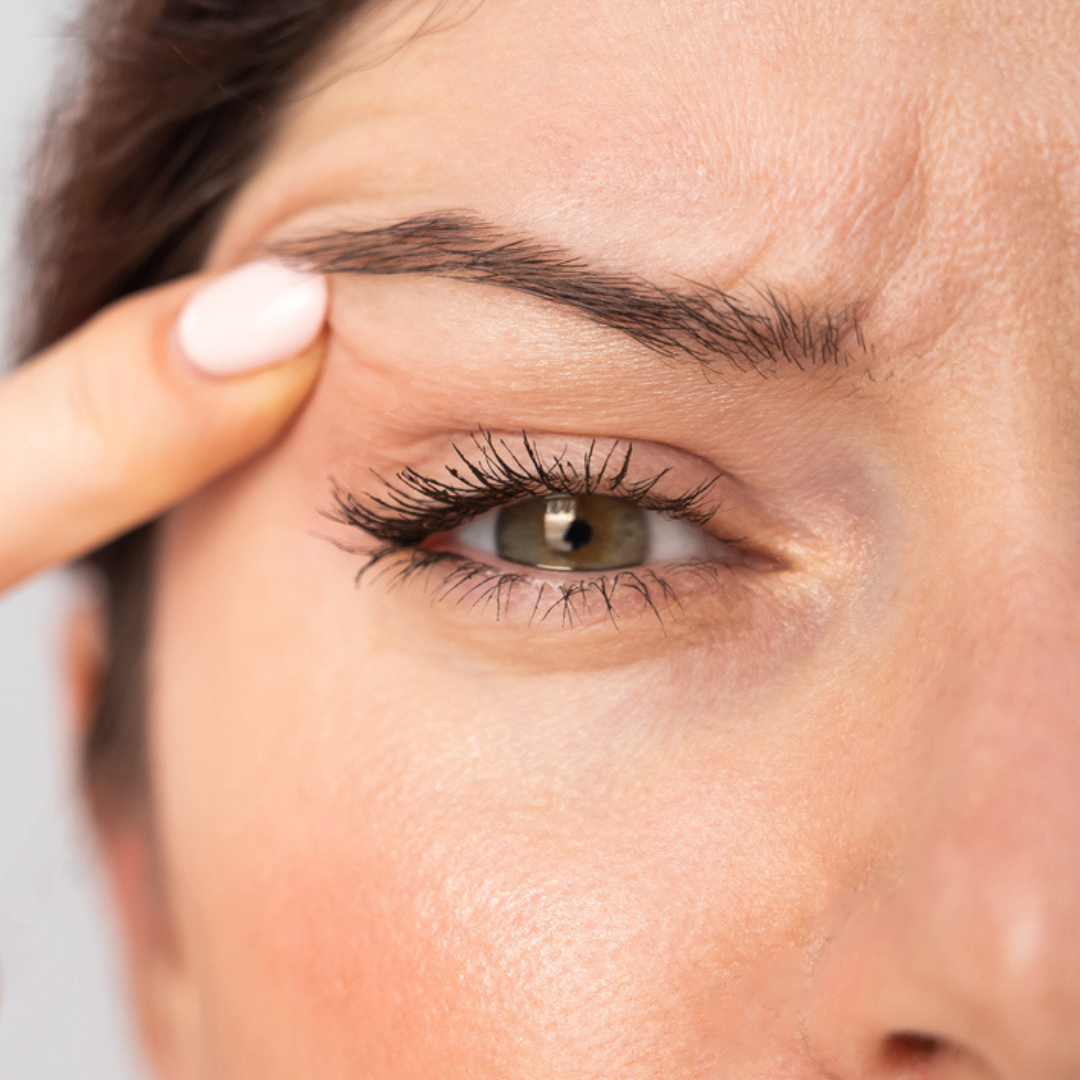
0 262 327 592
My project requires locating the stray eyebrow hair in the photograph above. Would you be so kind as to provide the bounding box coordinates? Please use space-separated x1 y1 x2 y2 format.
271 212 870 376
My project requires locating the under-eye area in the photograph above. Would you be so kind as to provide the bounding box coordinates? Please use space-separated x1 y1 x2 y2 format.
323 428 783 630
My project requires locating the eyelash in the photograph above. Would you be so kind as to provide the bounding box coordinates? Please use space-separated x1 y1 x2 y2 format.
325 429 745 628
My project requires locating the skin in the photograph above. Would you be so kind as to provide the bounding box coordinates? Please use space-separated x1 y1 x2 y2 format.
6 0 1078 1077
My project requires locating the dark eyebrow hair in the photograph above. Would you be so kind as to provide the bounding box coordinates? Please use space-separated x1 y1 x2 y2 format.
271 212 870 376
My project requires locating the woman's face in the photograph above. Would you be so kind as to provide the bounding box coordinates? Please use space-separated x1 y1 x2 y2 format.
125 0 1080 1076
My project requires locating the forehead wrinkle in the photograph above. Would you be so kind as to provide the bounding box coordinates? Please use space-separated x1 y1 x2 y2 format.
213 0 1025 385
229 4 933 322
270 212 875 380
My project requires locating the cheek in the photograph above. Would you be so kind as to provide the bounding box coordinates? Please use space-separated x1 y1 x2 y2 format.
150 453 865 1078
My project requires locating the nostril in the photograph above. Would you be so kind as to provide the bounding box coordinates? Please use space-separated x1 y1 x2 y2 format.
881 1031 947 1072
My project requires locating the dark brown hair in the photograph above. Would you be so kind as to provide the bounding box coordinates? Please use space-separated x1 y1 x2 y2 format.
19 0 367 810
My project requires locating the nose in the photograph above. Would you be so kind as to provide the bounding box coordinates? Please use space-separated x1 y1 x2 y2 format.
806 572 1080 1080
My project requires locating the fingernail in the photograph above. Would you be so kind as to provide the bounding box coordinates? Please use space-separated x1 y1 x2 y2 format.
176 260 329 376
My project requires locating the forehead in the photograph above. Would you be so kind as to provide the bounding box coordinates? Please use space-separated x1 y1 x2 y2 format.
217 0 1080 363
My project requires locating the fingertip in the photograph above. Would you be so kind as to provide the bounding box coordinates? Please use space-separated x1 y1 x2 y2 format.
174 261 329 378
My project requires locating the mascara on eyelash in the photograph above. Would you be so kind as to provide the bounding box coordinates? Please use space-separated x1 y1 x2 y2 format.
323 428 725 553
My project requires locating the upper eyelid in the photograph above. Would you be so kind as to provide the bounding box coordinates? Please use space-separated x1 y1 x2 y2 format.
323 429 726 549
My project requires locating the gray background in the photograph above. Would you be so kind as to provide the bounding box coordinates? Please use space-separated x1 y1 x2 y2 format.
0 0 144 1075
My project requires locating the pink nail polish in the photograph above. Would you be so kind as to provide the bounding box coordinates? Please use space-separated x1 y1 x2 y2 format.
176 260 328 376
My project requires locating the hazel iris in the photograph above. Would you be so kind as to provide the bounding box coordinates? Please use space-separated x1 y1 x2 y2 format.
495 494 650 571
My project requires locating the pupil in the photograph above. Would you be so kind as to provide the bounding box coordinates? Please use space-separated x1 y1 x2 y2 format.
561 518 593 550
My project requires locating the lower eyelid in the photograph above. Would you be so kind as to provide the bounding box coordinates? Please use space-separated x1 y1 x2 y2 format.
348 545 825 685
360 540 786 639
370 547 738 631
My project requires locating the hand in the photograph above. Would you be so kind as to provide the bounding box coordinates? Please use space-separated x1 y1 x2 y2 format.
0 261 328 592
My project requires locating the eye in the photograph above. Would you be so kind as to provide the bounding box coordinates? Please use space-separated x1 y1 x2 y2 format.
450 493 718 572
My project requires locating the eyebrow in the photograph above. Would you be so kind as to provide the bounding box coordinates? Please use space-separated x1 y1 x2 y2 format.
271 212 871 376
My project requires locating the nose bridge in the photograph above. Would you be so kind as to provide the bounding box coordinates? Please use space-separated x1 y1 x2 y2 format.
808 557 1080 1080
908 669 1080 1060
925 559 1080 1028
